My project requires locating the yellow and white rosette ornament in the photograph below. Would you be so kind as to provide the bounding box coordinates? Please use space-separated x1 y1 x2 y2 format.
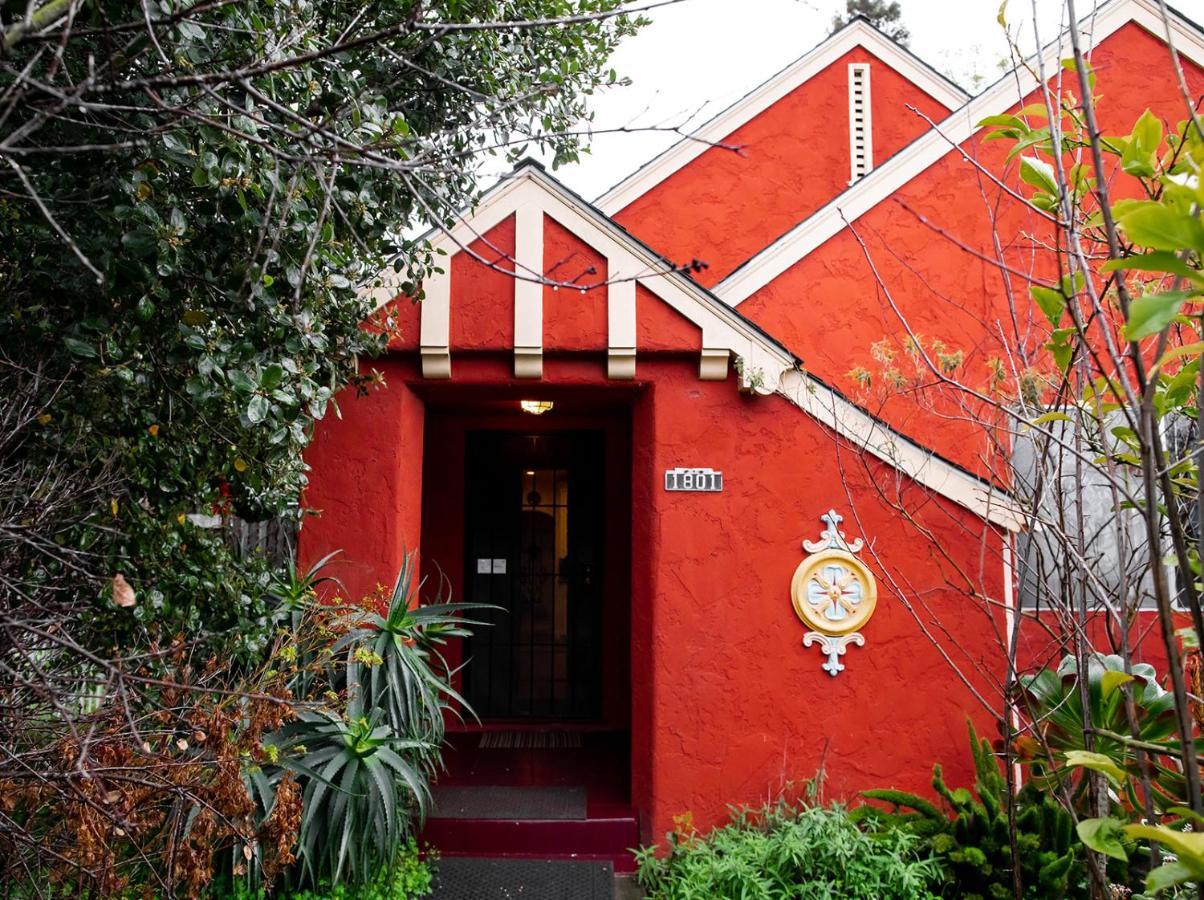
791 510 877 676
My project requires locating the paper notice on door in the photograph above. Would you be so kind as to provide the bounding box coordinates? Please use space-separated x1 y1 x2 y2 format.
476 558 507 574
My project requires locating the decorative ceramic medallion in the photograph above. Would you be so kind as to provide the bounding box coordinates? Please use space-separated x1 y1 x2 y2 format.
791 510 877 676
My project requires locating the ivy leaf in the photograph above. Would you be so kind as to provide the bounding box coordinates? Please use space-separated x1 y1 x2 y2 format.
1124 290 1193 340
1076 818 1129 861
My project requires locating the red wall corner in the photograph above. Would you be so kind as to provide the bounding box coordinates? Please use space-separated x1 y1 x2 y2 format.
299 357 425 605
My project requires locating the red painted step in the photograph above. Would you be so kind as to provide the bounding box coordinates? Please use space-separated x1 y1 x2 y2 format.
424 730 639 872
421 813 640 873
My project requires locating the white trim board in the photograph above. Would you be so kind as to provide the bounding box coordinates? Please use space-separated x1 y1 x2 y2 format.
595 18 970 216
715 0 1204 307
365 163 1023 531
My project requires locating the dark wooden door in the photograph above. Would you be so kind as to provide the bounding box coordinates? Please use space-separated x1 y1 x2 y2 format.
463 431 604 720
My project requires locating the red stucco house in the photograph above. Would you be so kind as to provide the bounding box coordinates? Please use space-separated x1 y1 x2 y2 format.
300 0 1204 867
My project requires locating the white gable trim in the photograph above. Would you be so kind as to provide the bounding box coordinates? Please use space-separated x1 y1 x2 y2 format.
716 0 1204 306
595 18 970 216
366 165 1023 531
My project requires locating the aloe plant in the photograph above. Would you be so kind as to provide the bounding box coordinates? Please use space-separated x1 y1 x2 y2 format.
331 552 492 777
270 661 432 886
250 552 490 890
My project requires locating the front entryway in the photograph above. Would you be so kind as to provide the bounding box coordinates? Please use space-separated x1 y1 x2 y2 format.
463 431 604 720
418 401 637 884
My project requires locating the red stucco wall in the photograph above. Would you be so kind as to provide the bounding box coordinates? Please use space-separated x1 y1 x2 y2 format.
613 47 954 286
300 359 425 604
301 353 1009 842
632 359 1004 837
737 23 1204 476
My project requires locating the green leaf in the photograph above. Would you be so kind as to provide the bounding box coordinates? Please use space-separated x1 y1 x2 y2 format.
1077 818 1129 861
1030 285 1066 325
978 114 1027 130
260 364 284 391
1064 750 1127 787
1146 861 1196 894
1102 251 1204 284
247 394 270 424
1030 410 1074 426
1132 108 1164 155
1101 670 1134 698
1124 290 1193 340
1118 202 1204 253
1020 156 1059 195
228 369 256 394
1126 823 1204 875
63 336 97 358
1166 806 1204 825
121 230 158 257
1046 328 1075 371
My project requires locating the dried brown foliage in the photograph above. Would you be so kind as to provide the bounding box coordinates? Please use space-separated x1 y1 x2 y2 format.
0 638 302 897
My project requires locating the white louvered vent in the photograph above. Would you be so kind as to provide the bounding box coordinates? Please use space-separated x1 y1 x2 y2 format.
848 63 873 183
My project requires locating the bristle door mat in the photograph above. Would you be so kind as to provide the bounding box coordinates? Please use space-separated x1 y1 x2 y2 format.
430 857 613 900
478 731 585 750
431 785 587 820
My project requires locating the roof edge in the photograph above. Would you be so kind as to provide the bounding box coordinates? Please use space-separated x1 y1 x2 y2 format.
715 0 1204 306
386 162 1022 530
594 16 971 216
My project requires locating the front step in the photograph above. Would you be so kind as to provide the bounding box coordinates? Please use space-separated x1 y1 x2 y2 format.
422 813 640 873
429 857 614 900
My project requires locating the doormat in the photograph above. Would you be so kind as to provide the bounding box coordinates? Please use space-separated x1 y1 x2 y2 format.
478 731 584 750
430 857 613 900
431 785 587 820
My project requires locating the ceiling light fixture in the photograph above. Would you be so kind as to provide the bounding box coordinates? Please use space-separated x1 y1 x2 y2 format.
520 400 554 416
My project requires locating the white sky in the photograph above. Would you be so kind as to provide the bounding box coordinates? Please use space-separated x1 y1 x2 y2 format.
545 0 1204 200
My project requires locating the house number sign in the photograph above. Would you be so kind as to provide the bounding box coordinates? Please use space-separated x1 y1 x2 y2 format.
664 467 723 492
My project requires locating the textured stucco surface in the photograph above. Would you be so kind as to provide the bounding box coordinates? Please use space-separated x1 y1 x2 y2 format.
737 23 1204 475
614 47 953 287
301 354 1006 843
301 359 425 604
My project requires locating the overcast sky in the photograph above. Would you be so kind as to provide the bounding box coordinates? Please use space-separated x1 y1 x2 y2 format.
543 0 1204 200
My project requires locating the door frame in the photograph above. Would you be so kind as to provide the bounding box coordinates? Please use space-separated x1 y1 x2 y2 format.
419 403 632 733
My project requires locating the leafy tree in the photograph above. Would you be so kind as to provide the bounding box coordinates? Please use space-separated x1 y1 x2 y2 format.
0 0 641 656
831 0 910 45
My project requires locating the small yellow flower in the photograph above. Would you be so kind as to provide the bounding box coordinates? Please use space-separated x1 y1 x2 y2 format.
233 458 248 472
110 498 119 517
36 413 52 425
147 424 160 437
